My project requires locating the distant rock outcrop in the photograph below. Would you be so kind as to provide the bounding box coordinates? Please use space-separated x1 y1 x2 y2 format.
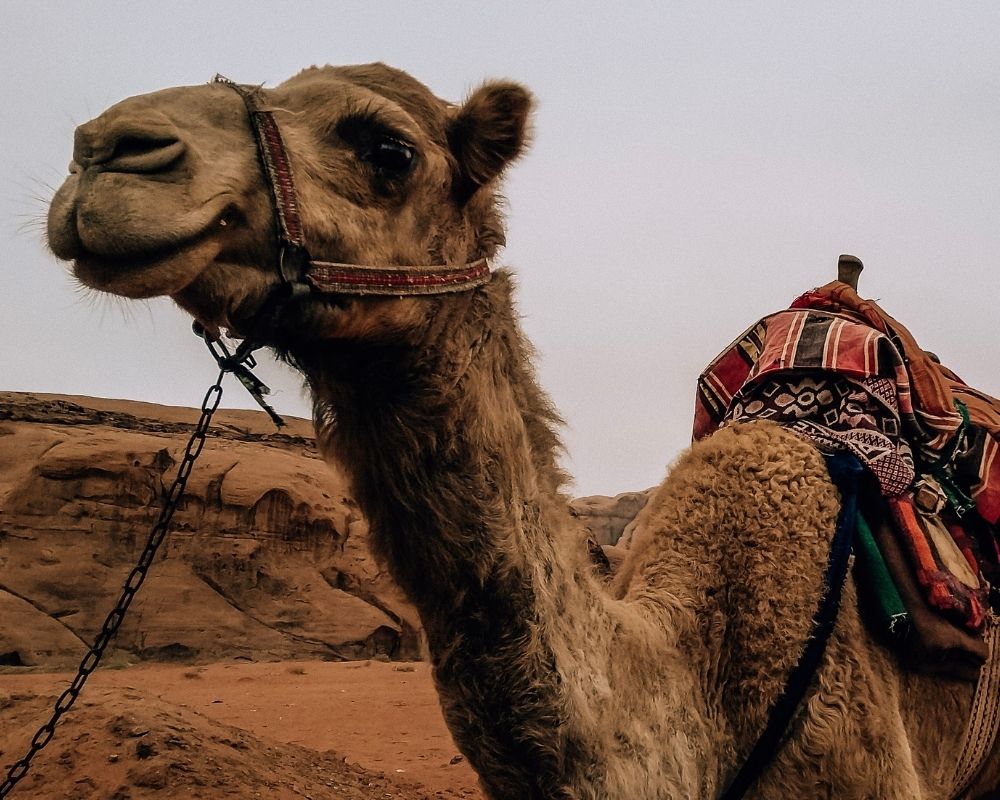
0 392 419 667
569 491 652 546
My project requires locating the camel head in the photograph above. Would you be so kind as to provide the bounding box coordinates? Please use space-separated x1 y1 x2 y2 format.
47 64 532 344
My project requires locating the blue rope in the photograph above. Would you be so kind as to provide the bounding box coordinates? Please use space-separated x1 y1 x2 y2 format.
719 452 861 799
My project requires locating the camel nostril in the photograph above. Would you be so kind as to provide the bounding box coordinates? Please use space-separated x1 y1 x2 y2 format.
111 134 174 161
73 120 186 174
103 135 186 174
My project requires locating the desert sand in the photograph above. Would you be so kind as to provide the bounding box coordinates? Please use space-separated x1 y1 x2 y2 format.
1 660 483 799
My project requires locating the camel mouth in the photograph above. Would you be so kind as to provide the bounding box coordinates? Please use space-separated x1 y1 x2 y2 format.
52 193 248 300
70 224 226 300
46 164 246 299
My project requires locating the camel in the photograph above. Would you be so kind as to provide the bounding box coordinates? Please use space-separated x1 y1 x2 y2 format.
45 63 999 799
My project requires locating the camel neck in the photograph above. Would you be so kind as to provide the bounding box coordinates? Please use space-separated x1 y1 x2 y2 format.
292 273 594 795
305 273 570 610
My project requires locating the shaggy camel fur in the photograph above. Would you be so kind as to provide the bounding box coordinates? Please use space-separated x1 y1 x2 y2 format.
47 63 999 799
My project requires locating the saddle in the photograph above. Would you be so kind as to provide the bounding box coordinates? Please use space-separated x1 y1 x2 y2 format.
693 269 1000 681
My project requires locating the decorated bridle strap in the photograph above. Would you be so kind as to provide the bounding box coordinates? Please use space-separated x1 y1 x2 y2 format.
214 74 493 297
214 75 305 256
308 258 491 296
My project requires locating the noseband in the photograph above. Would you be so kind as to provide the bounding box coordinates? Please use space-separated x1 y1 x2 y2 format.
213 75 491 297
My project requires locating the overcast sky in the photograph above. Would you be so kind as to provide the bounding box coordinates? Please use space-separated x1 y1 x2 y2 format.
3 2 999 496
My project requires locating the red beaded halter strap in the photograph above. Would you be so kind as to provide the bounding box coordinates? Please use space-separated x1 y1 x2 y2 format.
214 75 491 297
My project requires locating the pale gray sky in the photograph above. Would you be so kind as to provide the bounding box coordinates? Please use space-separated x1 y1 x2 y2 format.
3 2 998 496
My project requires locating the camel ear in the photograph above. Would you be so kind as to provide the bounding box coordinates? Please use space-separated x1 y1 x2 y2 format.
449 81 533 201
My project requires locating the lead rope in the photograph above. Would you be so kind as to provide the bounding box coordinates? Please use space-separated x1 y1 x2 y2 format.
718 452 861 800
0 332 276 798
949 620 1000 799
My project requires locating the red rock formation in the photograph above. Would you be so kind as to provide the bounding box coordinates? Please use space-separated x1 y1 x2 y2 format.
569 490 652 546
0 392 420 666
0 393 646 668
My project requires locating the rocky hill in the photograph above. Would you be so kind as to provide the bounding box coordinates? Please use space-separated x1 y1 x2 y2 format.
0 392 645 669
569 491 651 546
0 392 420 667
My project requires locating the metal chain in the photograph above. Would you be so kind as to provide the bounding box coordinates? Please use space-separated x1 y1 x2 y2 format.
0 371 228 798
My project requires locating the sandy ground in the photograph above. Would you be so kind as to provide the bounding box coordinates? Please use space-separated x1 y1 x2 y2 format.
0 660 484 799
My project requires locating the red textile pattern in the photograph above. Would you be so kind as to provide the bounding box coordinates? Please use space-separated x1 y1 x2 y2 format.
726 374 915 496
308 259 491 296
888 495 987 631
696 283 1000 525
255 111 305 247
694 281 1000 631
790 282 960 448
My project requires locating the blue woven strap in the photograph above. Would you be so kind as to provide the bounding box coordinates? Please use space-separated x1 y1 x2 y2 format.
719 452 861 799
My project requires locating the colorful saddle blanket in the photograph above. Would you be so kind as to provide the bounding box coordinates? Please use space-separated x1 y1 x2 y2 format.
694 280 1000 642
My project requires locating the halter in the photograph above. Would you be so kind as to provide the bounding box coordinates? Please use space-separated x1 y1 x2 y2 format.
213 75 491 297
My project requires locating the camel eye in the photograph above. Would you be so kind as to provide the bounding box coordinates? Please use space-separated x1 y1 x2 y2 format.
367 138 415 176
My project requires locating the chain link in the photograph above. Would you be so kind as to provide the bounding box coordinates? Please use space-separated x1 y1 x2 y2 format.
0 370 228 798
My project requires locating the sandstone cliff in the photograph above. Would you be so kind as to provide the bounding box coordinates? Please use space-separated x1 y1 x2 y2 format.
569 491 652 546
0 392 419 667
0 392 645 669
